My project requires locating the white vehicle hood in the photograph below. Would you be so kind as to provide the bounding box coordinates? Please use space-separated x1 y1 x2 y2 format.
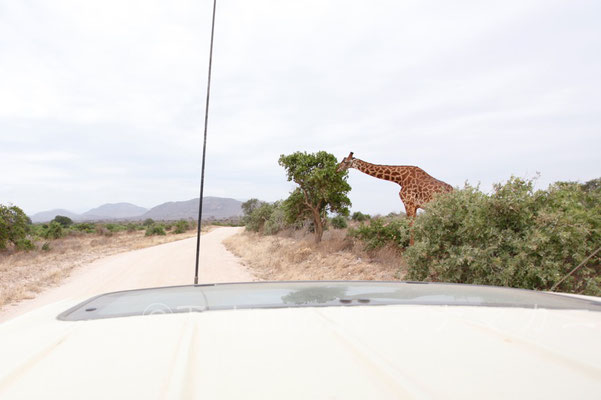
1 300 601 399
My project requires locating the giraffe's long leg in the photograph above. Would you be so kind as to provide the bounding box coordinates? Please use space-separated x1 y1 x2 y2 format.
400 192 418 246
405 204 417 219
405 204 418 246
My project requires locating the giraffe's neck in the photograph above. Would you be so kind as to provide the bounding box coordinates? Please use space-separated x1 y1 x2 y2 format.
352 159 411 186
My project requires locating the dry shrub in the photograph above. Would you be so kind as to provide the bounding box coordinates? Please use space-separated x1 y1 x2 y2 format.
223 228 406 281
0 229 198 309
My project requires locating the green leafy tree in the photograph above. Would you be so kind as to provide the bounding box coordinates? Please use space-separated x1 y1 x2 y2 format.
241 199 262 216
52 215 73 227
278 151 351 243
0 204 31 250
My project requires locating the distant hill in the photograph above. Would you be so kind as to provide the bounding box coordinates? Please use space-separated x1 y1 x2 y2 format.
30 209 81 224
81 203 148 220
141 197 243 221
29 197 243 223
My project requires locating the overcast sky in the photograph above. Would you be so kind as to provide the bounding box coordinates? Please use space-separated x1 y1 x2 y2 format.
1 0 600 216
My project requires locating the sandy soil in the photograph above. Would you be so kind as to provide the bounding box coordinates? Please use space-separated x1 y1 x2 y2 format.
0 227 255 322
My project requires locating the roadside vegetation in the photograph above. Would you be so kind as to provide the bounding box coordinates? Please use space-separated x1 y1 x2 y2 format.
0 210 199 253
406 177 601 295
233 156 601 296
0 210 226 309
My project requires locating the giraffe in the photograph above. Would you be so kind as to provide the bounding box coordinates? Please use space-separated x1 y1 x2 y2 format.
336 152 453 245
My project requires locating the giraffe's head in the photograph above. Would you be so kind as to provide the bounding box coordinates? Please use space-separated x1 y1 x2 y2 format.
336 152 355 173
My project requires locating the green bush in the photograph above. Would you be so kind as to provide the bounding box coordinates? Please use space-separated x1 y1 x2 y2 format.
404 177 601 295
241 199 261 216
173 220 190 234
41 242 51 251
0 204 30 250
44 221 64 239
349 217 411 250
351 211 370 222
145 224 166 236
263 203 287 235
52 215 73 227
210 218 243 227
242 200 290 235
29 224 46 240
16 238 36 251
330 215 348 229
105 223 126 233
143 218 155 227
244 202 277 232
126 223 139 232
74 223 96 233
582 177 601 192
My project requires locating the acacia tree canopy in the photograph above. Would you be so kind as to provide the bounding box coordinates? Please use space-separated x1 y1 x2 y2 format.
278 151 351 242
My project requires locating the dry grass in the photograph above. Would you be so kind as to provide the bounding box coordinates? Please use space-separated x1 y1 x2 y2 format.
223 228 407 281
0 229 201 309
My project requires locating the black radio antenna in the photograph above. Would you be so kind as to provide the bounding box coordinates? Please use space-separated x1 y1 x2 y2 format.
194 0 218 285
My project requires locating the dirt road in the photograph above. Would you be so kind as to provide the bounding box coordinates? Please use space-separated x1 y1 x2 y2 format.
0 227 255 322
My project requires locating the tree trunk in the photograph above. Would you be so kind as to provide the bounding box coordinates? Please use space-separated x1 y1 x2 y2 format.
312 208 324 243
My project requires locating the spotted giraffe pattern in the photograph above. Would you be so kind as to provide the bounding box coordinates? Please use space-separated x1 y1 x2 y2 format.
337 152 452 244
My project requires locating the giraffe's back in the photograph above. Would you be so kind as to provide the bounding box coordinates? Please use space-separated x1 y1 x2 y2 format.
396 166 452 204
351 159 452 200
